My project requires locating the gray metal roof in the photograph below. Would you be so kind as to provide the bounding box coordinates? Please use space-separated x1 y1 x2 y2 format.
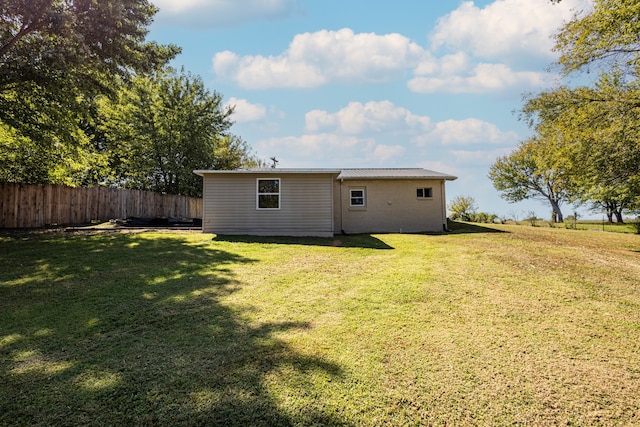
193 168 341 176
194 167 457 180
336 168 456 180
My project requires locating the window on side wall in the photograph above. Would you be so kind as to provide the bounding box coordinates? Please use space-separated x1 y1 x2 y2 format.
417 187 433 199
350 188 365 207
257 178 280 209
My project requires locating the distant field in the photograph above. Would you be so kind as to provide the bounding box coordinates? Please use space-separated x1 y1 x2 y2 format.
1 224 639 425
501 218 639 234
574 220 639 233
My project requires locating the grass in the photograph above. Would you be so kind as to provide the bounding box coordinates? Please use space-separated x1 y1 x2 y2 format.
573 220 639 233
1 224 639 426
513 219 639 234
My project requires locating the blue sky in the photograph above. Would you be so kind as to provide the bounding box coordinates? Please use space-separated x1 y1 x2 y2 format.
147 0 594 219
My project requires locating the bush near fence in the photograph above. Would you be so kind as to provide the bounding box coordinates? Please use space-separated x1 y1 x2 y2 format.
0 183 203 228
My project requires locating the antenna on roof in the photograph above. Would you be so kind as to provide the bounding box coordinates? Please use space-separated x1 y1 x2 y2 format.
270 157 279 168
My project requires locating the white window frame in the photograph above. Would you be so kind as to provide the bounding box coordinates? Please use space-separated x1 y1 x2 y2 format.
349 188 366 207
416 187 433 199
256 178 281 210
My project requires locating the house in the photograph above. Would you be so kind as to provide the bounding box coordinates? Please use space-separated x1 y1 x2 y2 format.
193 168 457 237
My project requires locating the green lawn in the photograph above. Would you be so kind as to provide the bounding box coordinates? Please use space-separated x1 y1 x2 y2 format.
529 219 639 234
1 224 639 426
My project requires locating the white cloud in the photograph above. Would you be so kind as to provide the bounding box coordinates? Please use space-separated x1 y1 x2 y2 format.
153 0 209 13
256 134 378 166
251 100 519 169
256 131 406 167
212 28 425 89
452 147 514 165
305 101 431 135
408 61 550 94
151 0 304 28
210 1 590 93
430 0 592 62
304 101 518 150
417 160 458 176
371 145 405 163
404 0 590 94
213 50 326 89
303 101 518 148
413 118 519 147
225 97 266 123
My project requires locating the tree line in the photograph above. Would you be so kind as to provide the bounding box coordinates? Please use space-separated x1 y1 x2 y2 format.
489 0 640 223
0 0 262 197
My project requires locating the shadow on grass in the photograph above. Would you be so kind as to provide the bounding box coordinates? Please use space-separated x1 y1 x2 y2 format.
213 234 394 250
0 231 348 426
446 220 508 234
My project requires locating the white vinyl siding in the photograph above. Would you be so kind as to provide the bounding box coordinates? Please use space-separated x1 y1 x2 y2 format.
202 173 335 236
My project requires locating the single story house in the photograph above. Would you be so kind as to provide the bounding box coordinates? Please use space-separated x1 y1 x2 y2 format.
193 168 457 237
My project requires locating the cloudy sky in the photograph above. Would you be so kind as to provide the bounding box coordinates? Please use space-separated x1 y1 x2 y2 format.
147 0 593 219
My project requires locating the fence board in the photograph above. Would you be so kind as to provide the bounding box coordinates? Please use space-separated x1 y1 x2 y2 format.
0 183 203 228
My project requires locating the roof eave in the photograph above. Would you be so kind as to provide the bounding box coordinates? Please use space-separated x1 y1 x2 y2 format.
194 169 458 180
194 169 342 176
337 174 458 181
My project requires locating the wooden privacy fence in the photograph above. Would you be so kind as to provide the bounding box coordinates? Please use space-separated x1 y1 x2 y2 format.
0 183 203 228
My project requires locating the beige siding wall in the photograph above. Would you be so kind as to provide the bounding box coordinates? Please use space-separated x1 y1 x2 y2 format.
332 180 343 233
202 173 336 236
338 179 447 234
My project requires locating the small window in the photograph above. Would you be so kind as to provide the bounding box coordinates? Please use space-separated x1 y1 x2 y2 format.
417 187 433 198
350 188 365 207
257 178 280 209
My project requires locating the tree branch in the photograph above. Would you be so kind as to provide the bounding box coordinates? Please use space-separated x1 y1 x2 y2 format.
0 1 52 58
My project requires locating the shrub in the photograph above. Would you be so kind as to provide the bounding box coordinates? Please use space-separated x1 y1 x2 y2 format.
564 215 577 230
461 212 499 224
449 196 477 222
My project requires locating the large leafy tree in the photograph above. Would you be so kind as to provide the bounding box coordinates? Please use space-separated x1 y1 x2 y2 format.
518 0 640 220
0 0 179 102
523 73 640 218
489 137 571 222
213 134 264 171
0 0 179 183
554 0 640 75
96 69 260 197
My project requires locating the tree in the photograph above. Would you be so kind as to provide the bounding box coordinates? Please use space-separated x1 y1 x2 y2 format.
0 117 99 185
448 195 477 221
0 0 179 182
96 69 259 196
489 138 571 222
522 73 640 222
0 0 179 99
589 197 629 224
213 135 263 170
517 0 640 221
554 0 640 75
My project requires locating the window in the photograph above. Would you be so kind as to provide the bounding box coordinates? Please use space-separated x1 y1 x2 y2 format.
417 187 433 198
257 178 280 209
350 188 365 207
